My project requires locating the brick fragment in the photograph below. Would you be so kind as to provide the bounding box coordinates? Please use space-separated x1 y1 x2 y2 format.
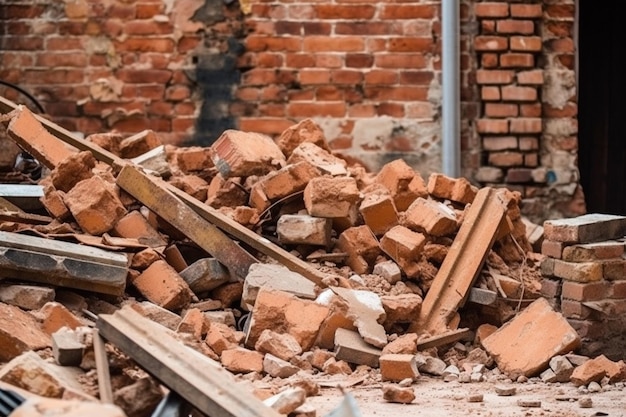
206 174 247 208
276 118 331 157
543 214 626 244
174 146 214 173
129 301 181 330
334 328 381 368
482 297 580 378
130 260 193 311
113 210 167 248
113 377 163 417
380 294 422 329
263 353 300 378
336 225 381 274
39 301 83 335
119 129 162 159
0 284 55 310
255 329 303 361
50 151 95 193
210 129 286 177
303 176 360 218
169 174 209 201
549 355 574 383
427 173 478 204
553 259 603 282
40 179 71 220
373 260 402 284
403 197 458 236
130 248 161 270
380 225 425 278
314 291 356 350
277 214 332 246
541 239 564 259
379 354 419 382
176 308 209 340
359 191 399 236
375 159 428 211
64 175 128 235
246 288 330 351
263 387 306 415
221 347 264 373
0 303 50 361
252 161 320 202
205 321 240 355
287 142 347 176
603 258 626 280
242 263 317 310
570 355 626 386
382 333 417 354
562 241 625 262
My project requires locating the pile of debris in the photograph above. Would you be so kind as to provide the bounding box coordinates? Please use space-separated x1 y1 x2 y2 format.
0 96 625 417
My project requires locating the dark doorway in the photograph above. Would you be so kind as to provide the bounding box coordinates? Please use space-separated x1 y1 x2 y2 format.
578 1 626 215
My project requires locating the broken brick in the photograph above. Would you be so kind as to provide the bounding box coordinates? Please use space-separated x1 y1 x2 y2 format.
286 141 347 176
0 302 51 361
204 321 240 355
427 173 478 205
380 225 426 277
336 225 381 274
275 118 330 157
50 151 96 193
130 260 192 311
251 161 320 202
220 347 264 373
206 174 248 208
40 179 71 220
254 329 303 361
169 174 209 202
39 301 83 335
403 197 458 236
173 146 214 173
375 159 428 212
276 213 332 247
303 176 360 218
241 263 317 310
379 353 419 382
0 284 55 310
119 129 162 159
359 191 399 236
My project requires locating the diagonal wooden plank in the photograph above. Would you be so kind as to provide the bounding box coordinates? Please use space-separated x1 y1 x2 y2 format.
97 306 283 417
115 165 258 280
409 187 506 336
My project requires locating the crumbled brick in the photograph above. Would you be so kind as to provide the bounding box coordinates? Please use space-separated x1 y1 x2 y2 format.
375 159 428 212
379 354 419 382
359 191 399 236
221 347 264 373
210 130 286 177
130 260 193 311
336 225 381 274
427 173 478 204
276 214 332 247
403 197 458 236
275 118 331 157
303 176 360 218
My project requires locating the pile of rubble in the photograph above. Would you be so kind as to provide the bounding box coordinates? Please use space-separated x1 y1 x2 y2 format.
0 96 625 417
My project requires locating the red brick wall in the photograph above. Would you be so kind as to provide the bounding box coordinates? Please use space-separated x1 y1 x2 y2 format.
0 0 584 222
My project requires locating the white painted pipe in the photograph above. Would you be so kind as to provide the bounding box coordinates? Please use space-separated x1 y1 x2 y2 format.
441 0 461 177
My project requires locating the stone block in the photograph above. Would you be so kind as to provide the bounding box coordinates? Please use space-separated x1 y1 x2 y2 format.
275 118 331 157
334 328 381 368
130 260 192 311
277 214 332 247
403 197 458 236
52 327 85 366
0 284 55 310
543 214 626 244
303 176 360 218
359 191 399 236
0 302 50 361
242 263 317 311
427 173 478 204
64 175 127 235
245 288 330 351
220 347 264 373
549 355 574 382
562 241 625 262
482 297 581 378
180 258 231 295
379 353 419 382
210 129 286 177
553 259 603 282
336 225 381 274
375 159 428 212
287 141 347 176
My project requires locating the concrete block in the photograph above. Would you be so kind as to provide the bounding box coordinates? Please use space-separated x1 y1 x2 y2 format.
482 297 581 378
303 176 360 218
287 141 347 176
63 175 127 235
220 347 264 373
277 214 332 247
130 260 192 311
403 197 458 236
275 118 331 157
242 263 317 310
255 329 303 361
52 327 85 366
427 173 478 204
210 129 286 177
0 284 55 310
246 288 330 351
334 328 382 368
562 241 625 262
543 213 626 244
0 302 50 361
112 210 167 248
553 259 603 282
336 225 381 274
379 354 419 382
180 258 231 295
359 191 398 236
375 159 428 212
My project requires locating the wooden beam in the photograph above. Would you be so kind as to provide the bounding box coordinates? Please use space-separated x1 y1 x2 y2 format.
416 328 474 351
409 187 506 336
97 306 283 417
92 329 114 404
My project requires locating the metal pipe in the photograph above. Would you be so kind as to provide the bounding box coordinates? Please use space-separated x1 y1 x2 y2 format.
441 0 461 177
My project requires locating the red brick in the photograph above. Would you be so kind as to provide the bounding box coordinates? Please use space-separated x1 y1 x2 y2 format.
520 103 542 117
541 240 565 259
304 176 360 218
545 38 575 54
561 281 608 302
510 4 542 18
427 173 478 204
517 70 544 85
560 299 594 319
501 85 537 101
476 69 515 85
483 136 518 151
379 354 419 382
485 103 518 118
315 4 376 19
481 86 501 101
253 161 320 202
553 259 603 283
375 54 428 69
510 118 542 134
474 3 509 18
510 36 543 52
131 260 193 311
39 302 83 335
359 192 399 236
474 36 508 51
375 159 428 212
113 210 167 247
476 119 509 134
519 137 539 151
500 53 534 68
496 19 535 35
543 214 626 244
604 259 626 281
506 168 533 183
380 4 437 19
337 225 382 274
403 197 458 237
303 36 365 52
611 281 626 299
488 152 523 167
562 241 625 262
221 347 264 374
540 278 562 298
481 53 499 68
380 226 426 277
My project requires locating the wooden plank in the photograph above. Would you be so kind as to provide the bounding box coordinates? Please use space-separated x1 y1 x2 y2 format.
0 184 43 198
115 165 258 280
0 211 52 225
409 187 506 336
92 329 114 404
416 328 474 351
97 306 283 417
0 197 22 213
0 231 128 295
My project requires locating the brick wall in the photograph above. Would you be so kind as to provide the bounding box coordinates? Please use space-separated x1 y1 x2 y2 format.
0 0 584 222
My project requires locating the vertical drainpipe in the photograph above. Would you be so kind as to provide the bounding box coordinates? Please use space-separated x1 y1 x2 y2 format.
441 0 461 178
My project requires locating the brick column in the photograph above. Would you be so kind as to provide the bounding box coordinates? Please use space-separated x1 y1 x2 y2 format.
473 2 544 197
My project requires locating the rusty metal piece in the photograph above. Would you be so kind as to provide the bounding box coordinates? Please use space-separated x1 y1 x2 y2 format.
97 306 283 417
409 187 507 336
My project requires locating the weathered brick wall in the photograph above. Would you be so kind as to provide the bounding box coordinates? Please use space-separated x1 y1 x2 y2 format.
0 0 584 222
